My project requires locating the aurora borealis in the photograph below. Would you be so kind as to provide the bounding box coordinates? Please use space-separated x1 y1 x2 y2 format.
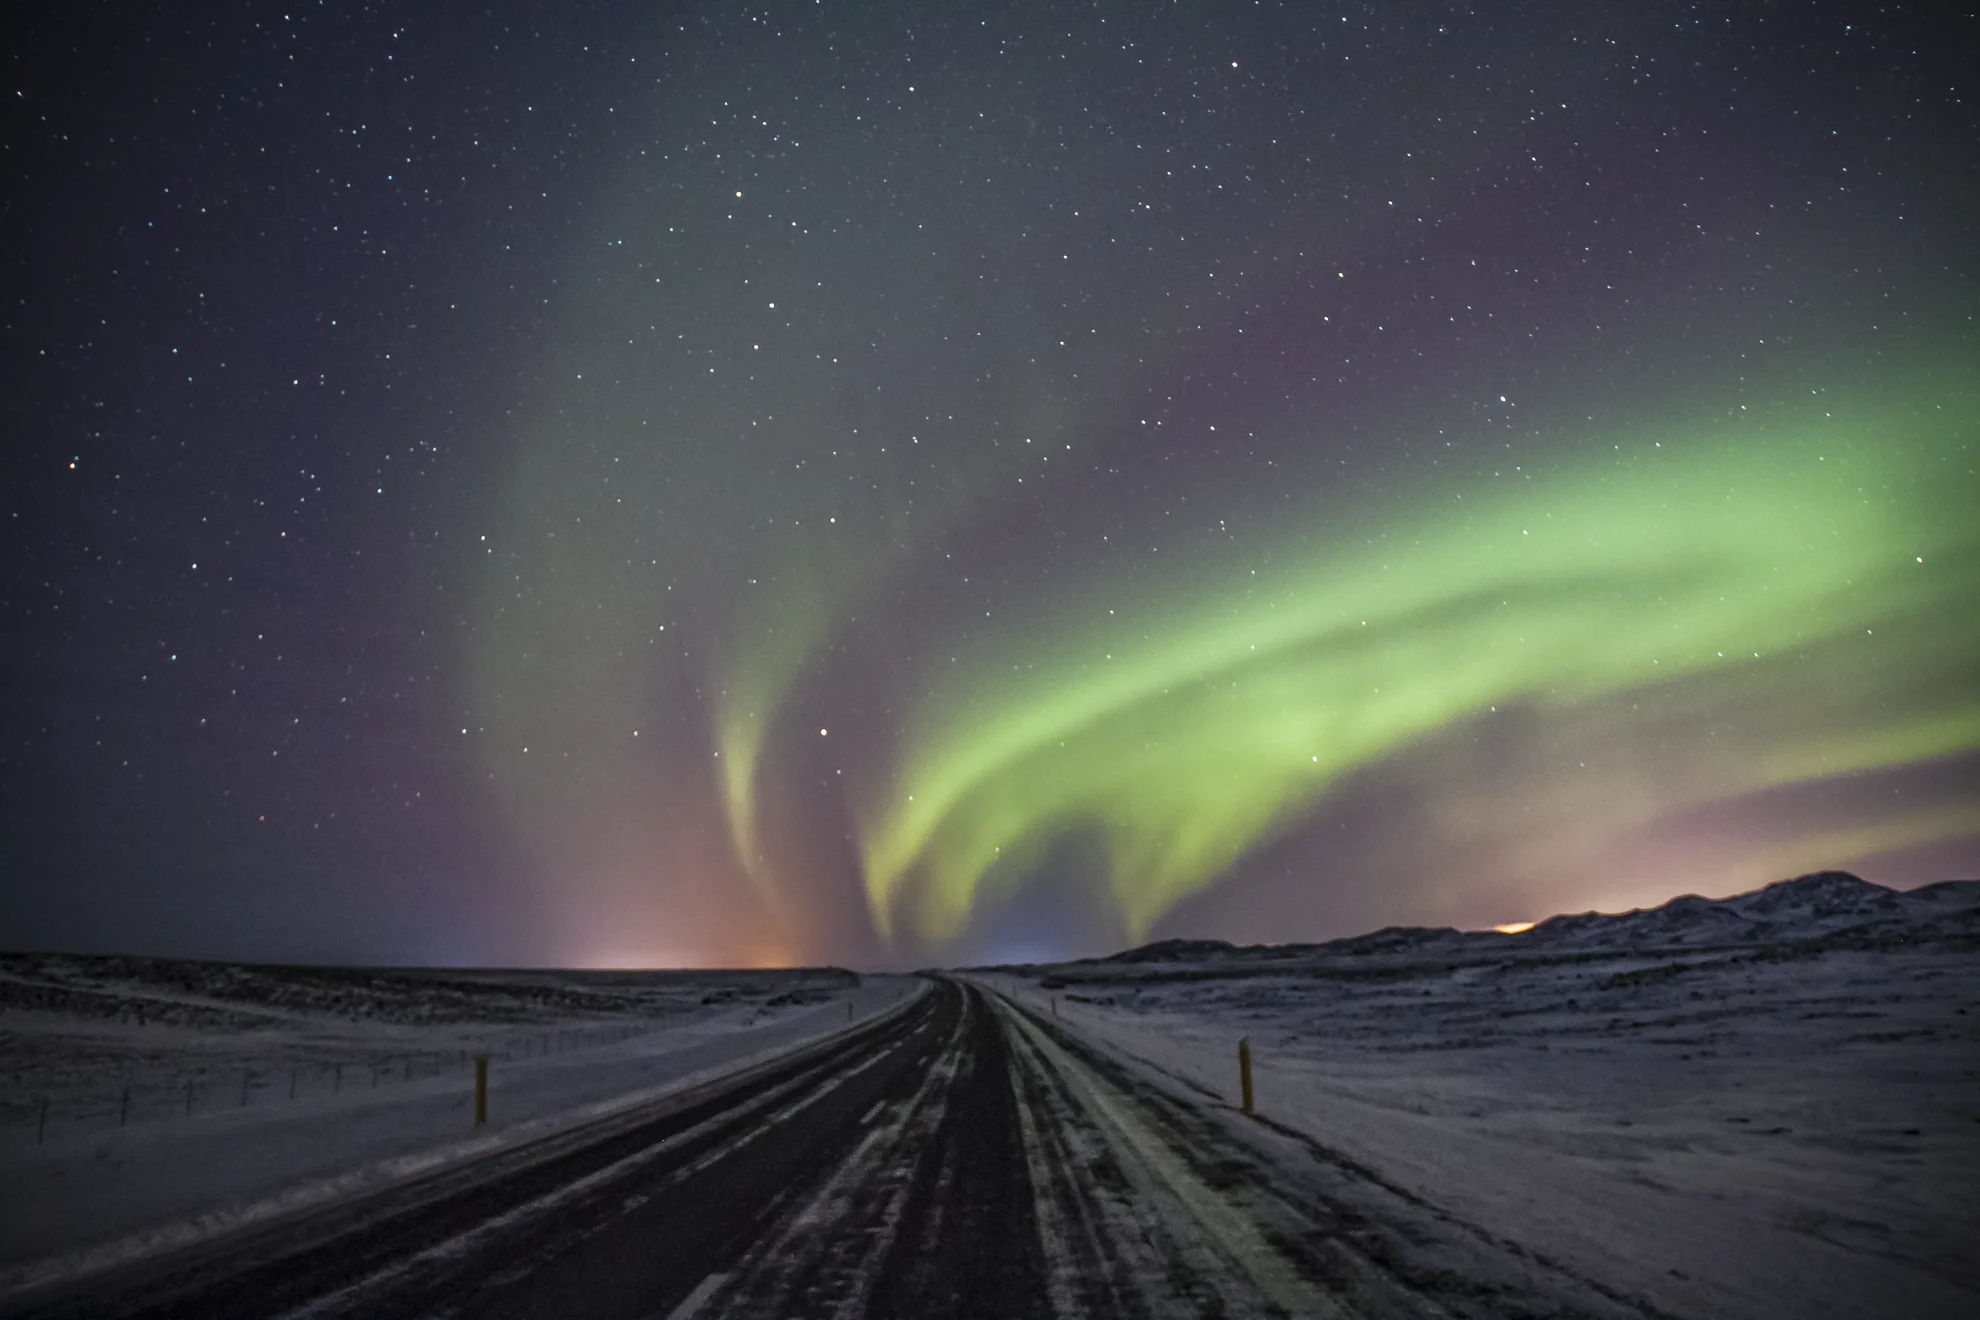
863 395 1978 945
6 2 1976 967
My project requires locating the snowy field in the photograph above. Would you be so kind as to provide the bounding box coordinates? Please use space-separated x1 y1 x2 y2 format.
4 872 1973 1318
0 957 917 1286
989 872 1980 1320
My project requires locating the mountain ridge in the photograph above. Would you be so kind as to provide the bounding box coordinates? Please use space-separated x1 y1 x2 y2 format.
1083 871 1980 970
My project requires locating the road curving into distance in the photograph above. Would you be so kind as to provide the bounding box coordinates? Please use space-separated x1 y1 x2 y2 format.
5 979 1662 1319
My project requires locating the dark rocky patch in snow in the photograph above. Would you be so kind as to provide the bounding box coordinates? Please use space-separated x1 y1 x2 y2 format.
1096 936 1240 963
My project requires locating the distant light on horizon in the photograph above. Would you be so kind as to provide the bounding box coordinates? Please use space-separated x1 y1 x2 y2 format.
568 947 692 972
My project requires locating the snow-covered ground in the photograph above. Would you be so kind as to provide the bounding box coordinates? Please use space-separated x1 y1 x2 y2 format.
7 873 1973 1317
0 957 919 1287
990 872 1980 1320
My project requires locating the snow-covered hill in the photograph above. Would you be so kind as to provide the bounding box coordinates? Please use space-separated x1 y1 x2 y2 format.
995 870 1980 1320
1042 871 1979 983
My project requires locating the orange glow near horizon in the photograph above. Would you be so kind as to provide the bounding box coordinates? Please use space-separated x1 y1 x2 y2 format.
734 939 805 970
1492 921 1537 935
560 930 809 971
566 946 694 971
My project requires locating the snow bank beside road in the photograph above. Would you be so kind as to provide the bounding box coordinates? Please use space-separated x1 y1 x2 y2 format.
996 873 1980 1320
0 960 922 1292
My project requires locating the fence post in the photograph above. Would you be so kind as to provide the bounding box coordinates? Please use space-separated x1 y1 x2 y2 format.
1052 996 1059 1017
1238 1036 1255 1116
846 1001 854 1022
474 1055 489 1128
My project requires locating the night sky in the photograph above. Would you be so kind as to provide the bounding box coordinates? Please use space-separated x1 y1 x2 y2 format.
5 2 1976 969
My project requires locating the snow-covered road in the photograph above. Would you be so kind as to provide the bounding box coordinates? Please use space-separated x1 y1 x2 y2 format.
9 873 1970 1318
8 978 1683 1319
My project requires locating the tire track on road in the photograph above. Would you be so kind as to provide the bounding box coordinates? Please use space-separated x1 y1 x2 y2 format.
703 980 1052 1320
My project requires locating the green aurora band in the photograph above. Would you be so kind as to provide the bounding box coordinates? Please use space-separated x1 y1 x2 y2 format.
443 5 1980 966
858 382 1980 945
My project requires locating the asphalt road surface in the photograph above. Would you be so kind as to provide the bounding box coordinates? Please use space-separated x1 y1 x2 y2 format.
6 980 1661 1319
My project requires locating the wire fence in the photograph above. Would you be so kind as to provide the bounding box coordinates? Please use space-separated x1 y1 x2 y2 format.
4 1019 656 1146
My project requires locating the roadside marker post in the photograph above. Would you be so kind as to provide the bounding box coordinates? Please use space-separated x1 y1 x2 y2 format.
474 1055 489 1127
1238 1036 1255 1116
